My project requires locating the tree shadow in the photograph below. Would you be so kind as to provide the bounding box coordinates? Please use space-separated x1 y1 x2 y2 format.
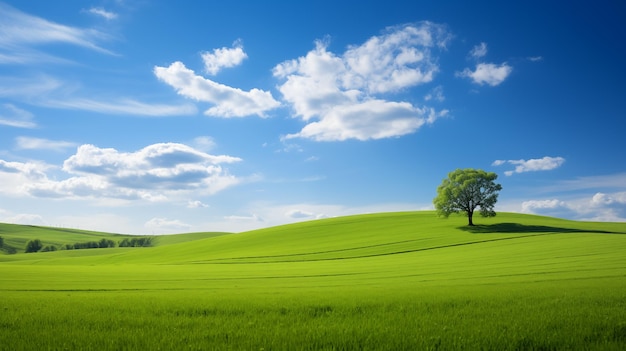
458 223 625 235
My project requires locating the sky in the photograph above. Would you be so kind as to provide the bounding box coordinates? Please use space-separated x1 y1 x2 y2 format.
1 1 625 234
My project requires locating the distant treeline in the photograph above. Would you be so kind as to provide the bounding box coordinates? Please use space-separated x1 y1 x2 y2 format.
118 237 153 248
21 237 154 254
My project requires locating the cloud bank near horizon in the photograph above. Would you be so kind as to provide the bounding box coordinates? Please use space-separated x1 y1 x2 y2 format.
0 142 242 204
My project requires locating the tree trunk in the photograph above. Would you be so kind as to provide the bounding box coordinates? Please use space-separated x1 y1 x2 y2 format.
467 211 474 226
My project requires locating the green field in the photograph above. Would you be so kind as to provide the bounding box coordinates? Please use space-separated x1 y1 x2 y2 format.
1 212 625 350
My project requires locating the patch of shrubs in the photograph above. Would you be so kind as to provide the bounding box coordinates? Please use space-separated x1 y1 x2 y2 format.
25 239 43 253
65 238 116 250
23 236 153 253
0 236 16 254
25 239 57 253
118 237 153 247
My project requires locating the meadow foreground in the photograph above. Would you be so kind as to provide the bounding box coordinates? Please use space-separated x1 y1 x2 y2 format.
1 212 625 350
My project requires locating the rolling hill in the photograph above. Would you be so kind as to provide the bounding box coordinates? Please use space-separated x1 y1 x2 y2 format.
1 211 625 287
1 212 626 350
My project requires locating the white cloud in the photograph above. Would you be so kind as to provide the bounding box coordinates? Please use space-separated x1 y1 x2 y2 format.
192 136 216 152
519 192 626 223
202 40 248 75
87 7 118 20
0 104 37 128
3 213 47 226
590 192 626 209
0 143 242 202
458 62 513 86
521 199 568 213
0 2 115 64
224 214 264 222
154 61 280 118
494 156 565 176
0 160 47 176
285 209 329 220
341 23 449 93
0 75 197 117
187 200 209 208
585 192 626 221
145 217 192 234
15 137 77 152
424 85 445 102
284 100 447 141
548 173 626 192
0 75 63 99
274 22 451 141
286 209 315 218
43 97 198 117
469 42 488 59
0 160 51 196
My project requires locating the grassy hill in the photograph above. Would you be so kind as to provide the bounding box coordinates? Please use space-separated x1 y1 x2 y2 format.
0 221 230 255
1 211 625 350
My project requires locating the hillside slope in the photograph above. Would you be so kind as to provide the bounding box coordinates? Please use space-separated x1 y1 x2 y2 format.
0 222 229 255
1 212 625 291
2 212 625 351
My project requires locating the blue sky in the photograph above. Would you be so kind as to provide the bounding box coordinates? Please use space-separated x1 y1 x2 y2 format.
1 1 625 234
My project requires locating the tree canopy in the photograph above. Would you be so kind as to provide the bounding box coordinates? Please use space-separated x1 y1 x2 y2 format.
25 239 43 253
433 168 502 226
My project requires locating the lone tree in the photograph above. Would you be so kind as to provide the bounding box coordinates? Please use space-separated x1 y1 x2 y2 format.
433 168 502 226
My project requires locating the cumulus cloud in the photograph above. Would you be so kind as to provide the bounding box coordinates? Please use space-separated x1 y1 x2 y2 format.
0 160 51 197
0 159 48 178
0 104 36 128
202 40 248 75
458 42 512 86
458 63 512 86
493 156 565 176
0 143 242 202
591 192 626 207
154 61 280 118
586 192 626 221
273 22 451 141
284 100 446 141
520 192 626 222
15 136 77 152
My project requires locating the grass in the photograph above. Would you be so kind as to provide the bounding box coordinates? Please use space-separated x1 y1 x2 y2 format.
0 221 228 255
1 211 625 350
